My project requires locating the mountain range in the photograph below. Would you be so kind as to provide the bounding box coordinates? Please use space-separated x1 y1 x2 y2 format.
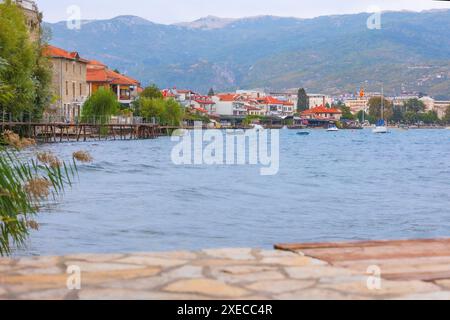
45 10 450 98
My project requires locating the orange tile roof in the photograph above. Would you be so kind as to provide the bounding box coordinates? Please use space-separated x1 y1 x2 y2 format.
43 45 88 63
193 106 208 114
217 93 238 102
86 67 109 83
86 61 139 86
301 106 342 115
264 96 285 105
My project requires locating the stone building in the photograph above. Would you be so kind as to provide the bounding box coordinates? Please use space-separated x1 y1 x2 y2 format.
1 0 41 42
43 45 89 122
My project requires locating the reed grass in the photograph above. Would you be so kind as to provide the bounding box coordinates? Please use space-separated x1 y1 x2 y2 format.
0 142 77 256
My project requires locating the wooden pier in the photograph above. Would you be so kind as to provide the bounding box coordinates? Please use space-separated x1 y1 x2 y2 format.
1 122 162 143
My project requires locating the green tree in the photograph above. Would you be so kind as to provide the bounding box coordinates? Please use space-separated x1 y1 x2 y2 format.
0 1 51 120
0 0 36 117
404 111 419 124
162 98 184 126
297 88 309 112
140 84 163 99
403 98 425 113
391 106 404 123
368 97 393 121
444 105 450 124
208 88 215 97
419 110 439 124
81 88 119 124
338 104 355 120
0 58 13 105
139 97 165 121
139 97 183 125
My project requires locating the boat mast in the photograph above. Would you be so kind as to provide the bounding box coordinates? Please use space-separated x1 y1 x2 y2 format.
381 85 384 122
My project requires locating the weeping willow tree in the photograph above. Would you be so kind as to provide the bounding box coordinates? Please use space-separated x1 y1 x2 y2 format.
81 87 119 124
0 131 91 256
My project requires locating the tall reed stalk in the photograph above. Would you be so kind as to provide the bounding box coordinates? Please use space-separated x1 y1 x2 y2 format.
0 142 76 256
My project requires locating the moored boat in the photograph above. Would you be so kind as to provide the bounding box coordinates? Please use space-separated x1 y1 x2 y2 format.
327 124 339 132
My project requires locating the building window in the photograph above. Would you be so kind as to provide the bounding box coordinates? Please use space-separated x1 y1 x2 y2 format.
80 83 82 96
65 81 68 96
65 63 68 72
73 82 76 99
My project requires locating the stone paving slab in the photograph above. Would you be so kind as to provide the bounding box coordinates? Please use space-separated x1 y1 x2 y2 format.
0 240 449 300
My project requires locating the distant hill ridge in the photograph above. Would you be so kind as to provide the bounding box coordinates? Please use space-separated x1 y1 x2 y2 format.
46 10 450 99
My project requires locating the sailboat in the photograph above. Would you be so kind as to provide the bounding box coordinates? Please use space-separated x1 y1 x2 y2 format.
373 86 388 134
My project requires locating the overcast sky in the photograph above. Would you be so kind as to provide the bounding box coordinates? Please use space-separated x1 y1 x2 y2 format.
35 0 450 24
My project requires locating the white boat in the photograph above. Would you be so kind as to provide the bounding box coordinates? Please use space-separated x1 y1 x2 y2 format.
327 123 339 132
250 124 265 132
372 125 388 134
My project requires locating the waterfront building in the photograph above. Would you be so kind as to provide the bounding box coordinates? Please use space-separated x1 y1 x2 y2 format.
344 97 369 114
420 96 450 119
212 93 239 116
190 95 216 115
43 45 89 122
301 106 343 121
308 94 332 109
235 89 265 99
87 60 140 107
391 94 420 107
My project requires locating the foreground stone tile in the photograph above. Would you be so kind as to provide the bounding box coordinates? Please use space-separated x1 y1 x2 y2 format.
275 288 368 300
12 266 64 276
63 254 125 262
192 259 259 267
246 279 315 294
285 266 358 280
211 265 279 275
79 288 211 300
115 256 187 267
164 279 249 298
202 248 255 261
81 268 162 285
15 257 61 268
318 279 440 298
214 270 286 284
163 265 204 279
1 267 161 294
434 279 450 290
16 288 71 300
137 251 199 260
261 256 325 267
97 276 170 291
395 291 450 300
64 261 147 273
0 259 13 266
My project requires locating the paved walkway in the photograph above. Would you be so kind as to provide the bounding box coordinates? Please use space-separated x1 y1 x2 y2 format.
1 239 450 300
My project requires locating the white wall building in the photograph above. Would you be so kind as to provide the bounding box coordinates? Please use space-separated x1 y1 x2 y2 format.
419 96 450 119
308 94 332 108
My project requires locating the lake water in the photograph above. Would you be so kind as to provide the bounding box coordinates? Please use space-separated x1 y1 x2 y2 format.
17 129 450 256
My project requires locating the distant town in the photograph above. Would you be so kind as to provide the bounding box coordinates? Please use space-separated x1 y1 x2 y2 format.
4 0 450 129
